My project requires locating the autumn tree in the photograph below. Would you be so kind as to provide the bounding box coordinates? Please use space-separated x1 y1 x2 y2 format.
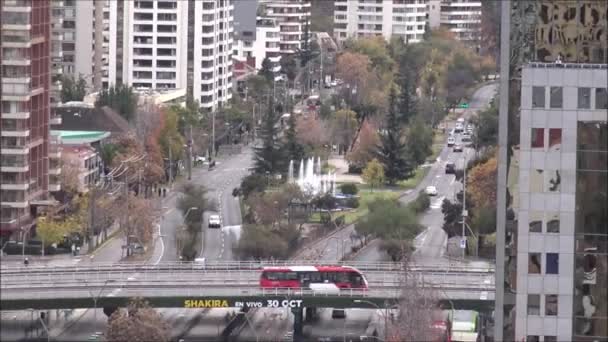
346 120 380 173
330 109 358 155
296 116 329 151
467 155 498 209
377 88 413 184
362 159 385 191
59 154 82 200
36 213 79 251
106 298 170 342
480 0 501 60
126 194 156 246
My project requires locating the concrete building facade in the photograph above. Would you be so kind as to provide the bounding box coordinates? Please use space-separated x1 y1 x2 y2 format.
259 0 311 55
496 1 608 341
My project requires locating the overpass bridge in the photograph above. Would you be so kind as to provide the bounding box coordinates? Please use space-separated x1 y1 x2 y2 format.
1 261 495 311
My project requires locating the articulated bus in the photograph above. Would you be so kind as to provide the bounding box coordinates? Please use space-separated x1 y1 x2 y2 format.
259 265 368 289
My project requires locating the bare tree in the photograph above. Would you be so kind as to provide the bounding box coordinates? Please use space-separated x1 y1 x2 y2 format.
106 297 170 342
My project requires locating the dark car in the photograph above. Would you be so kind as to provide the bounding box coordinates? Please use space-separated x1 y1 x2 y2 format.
453 144 463 152
445 162 456 174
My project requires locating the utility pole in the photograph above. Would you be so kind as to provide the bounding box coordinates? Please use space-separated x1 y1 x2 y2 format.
211 110 216 158
168 139 173 184
124 177 130 257
319 45 324 91
187 124 193 180
462 155 467 259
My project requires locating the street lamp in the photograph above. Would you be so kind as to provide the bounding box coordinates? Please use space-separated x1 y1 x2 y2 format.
84 279 116 321
353 300 389 342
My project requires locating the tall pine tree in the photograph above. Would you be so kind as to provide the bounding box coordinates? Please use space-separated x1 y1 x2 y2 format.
259 57 274 84
376 87 413 184
254 97 285 175
283 112 305 163
397 55 417 125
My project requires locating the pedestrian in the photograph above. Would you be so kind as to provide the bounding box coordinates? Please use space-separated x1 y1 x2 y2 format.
24 257 29 266
163 188 167 197
158 187 162 197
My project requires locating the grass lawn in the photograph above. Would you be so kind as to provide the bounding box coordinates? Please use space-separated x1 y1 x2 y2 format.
396 166 431 190
309 189 399 225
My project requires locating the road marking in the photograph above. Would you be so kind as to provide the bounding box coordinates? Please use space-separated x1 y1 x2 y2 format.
430 196 445 210
153 223 164 265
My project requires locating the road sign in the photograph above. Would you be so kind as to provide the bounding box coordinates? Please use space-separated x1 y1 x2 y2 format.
458 103 469 109
460 238 467 249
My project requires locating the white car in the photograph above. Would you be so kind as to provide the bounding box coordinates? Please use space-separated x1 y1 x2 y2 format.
447 137 456 147
455 123 464 133
425 186 438 196
208 214 221 228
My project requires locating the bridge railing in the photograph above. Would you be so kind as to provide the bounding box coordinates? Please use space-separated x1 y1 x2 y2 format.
0 260 495 274
0 286 495 301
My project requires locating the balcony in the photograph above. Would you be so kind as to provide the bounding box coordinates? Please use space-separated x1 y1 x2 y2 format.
0 179 30 191
0 161 29 173
48 167 62 175
1 129 30 138
0 197 28 208
50 116 62 125
48 183 61 192
2 83 43 102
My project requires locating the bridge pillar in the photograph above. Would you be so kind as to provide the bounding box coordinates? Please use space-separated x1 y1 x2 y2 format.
291 307 304 341
304 307 317 322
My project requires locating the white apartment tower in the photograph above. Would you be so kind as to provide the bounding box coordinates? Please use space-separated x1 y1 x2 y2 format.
259 0 311 55
123 0 188 90
334 0 428 44
434 0 481 43
192 0 234 111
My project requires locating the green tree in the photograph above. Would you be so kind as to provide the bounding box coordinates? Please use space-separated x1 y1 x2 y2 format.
60 74 88 102
331 109 358 154
177 183 218 231
283 112 305 163
377 88 413 184
406 116 433 167
259 57 275 84
444 52 478 109
234 225 290 260
423 22 432 41
107 298 170 342
299 20 312 67
95 84 138 121
158 108 185 161
397 58 417 124
280 55 298 81
246 75 270 103
356 198 422 244
362 158 385 190
254 97 285 175
473 98 498 149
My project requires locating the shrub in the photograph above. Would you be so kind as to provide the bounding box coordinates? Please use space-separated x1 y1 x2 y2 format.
320 212 332 225
334 215 345 227
340 183 359 195
345 197 360 209
409 190 430 213
240 174 267 199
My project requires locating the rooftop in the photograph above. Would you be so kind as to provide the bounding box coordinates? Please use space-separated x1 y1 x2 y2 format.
51 131 111 145
52 106 131 134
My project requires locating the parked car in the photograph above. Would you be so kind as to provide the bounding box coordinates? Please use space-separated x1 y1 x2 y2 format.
425 186 438 196
208 214 221 228
447 137 456 147
445 162 456 174
453 144 463 152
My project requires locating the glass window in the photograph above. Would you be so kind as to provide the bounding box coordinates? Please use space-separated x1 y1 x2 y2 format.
526 336 539 342
596 88 608 109
532 86 545 108
546 212 560 233
529 211 543 232
544 337 557 342
529 253 541 274
546 253 559 274
545 294 558 315
545 170 561 192
532 128 545 148
527 294 540 315
578 87 591 109
550 87 563 108
549 128 562 149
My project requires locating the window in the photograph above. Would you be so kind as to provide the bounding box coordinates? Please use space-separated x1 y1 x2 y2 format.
529 253 541 274
529 211 543 232
526 336 539 342
596 88 608 109
532 86 545 108
545 170 561 192
544 337 557 342
546 253 559 274
545 295 558 316
548 128 562 150
550 87 563 108
578 87 591 109
532 128 544 148
530 169 544 193
527 294 540 315
546 212 560 233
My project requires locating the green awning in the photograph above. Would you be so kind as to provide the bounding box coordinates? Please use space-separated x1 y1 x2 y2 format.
50 130 111 144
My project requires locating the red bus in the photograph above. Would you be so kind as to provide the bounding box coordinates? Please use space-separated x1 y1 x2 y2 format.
260 265 369 289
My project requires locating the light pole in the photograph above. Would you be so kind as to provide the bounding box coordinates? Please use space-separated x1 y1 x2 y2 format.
461 155 468 259
84 279 116 321
354 299 389 342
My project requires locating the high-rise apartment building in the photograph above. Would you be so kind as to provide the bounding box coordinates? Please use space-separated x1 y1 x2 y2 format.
191 0 234 111
1 0 61 240
123 0 188 90
259 0 311 55
233 17 282 73
496 1 607 341
334 0 427 44
431 0 481 43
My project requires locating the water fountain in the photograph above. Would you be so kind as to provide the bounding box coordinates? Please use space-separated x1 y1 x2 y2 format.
291 157 336 196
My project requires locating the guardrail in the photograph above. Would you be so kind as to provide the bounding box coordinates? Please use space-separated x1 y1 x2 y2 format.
0 260 495 274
